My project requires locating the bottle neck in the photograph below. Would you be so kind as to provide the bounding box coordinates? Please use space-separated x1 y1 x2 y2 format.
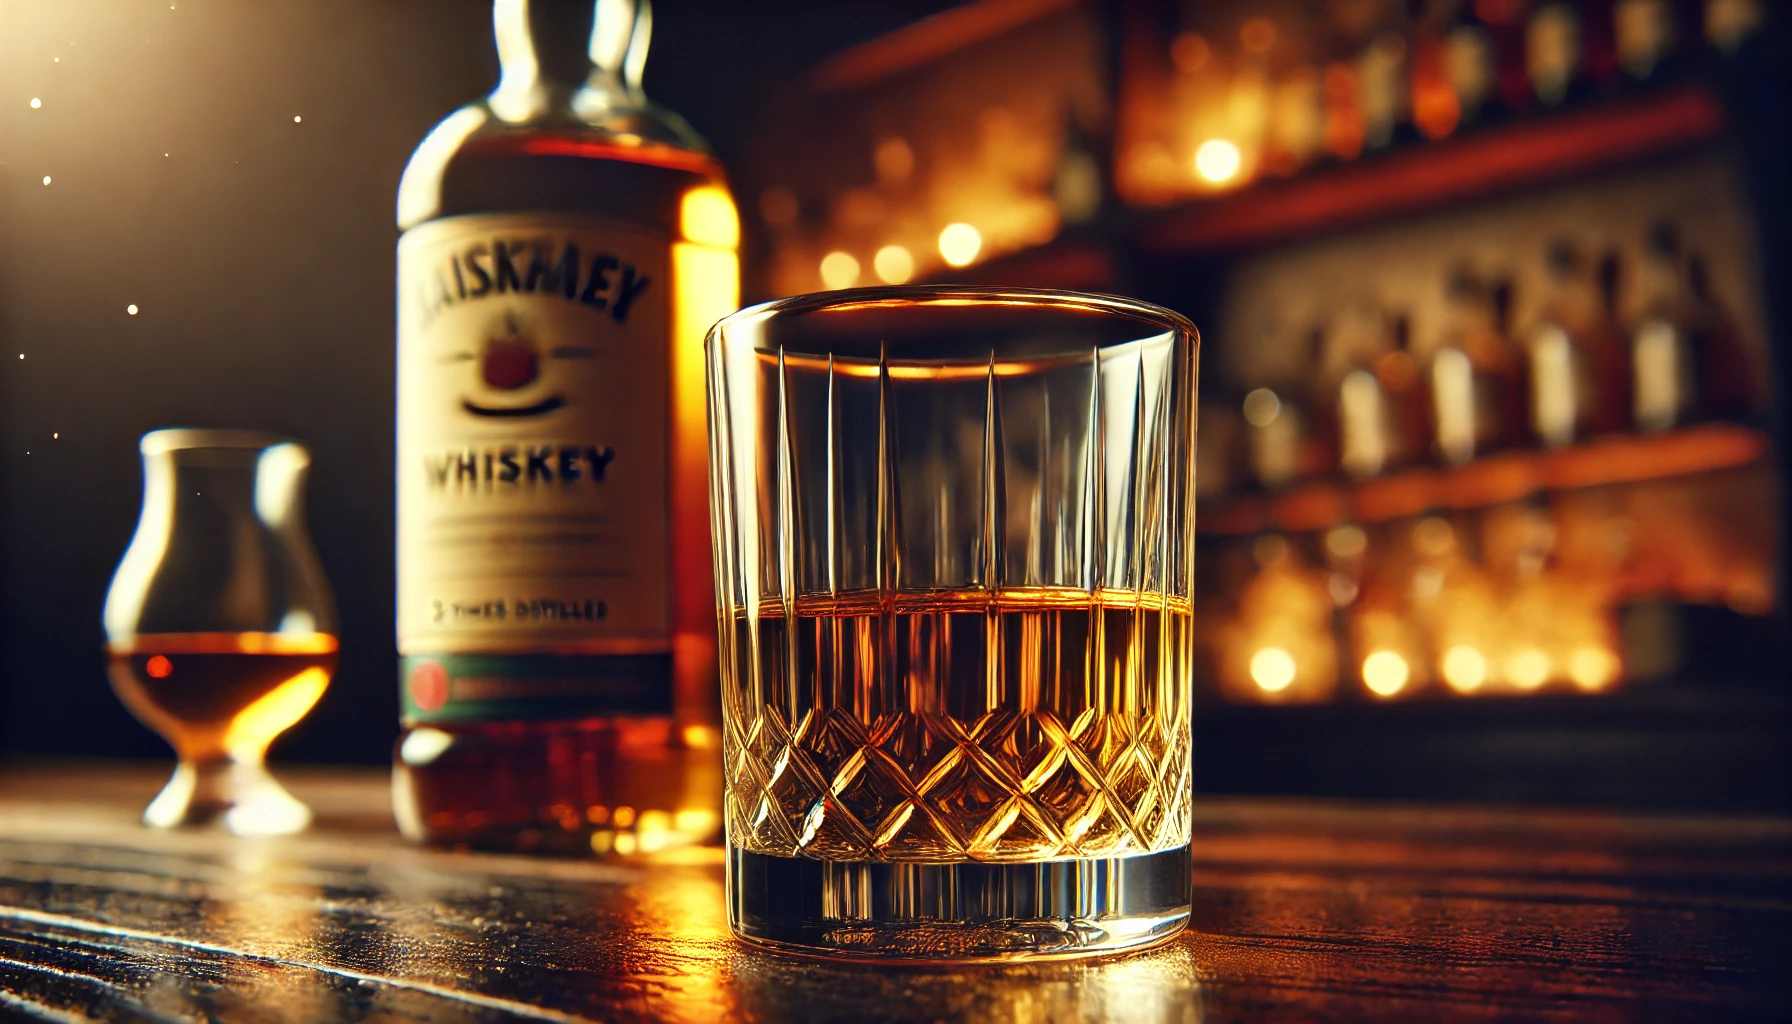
491 0 649 120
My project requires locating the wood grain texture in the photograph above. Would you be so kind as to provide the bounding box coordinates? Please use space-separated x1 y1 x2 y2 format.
1 764 1787 1022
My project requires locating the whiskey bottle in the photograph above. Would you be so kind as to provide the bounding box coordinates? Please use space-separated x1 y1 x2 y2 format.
1527 241 1630 447
392 0 738 854
1630 221 1756 430
1432 266 1527 464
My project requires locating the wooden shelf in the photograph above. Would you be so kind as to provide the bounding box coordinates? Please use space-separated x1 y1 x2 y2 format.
1197 422 1770 536
1140 84 1726 255
918 86 1725 292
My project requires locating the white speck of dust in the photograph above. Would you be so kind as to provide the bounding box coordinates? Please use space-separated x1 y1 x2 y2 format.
164 152 170 157
127 304 139 315
30 97 42 109
293 115 302 123
53 433 59 439
42 176 51 185
53 57 60 63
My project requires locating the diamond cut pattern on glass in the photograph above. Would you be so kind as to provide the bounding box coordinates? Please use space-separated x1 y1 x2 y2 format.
711 297 1195 864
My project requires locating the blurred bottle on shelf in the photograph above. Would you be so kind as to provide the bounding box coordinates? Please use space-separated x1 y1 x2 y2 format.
1527 240 1631 447
1221 535 1340 704
1525 1 1594 107
1266 64 1325 175
1358 30 1411 150
1054 105 1105 228
1628 221 1756 431
1413 0 1471 139
1483 499 1623 694
1432 266 1528 465
1705 0 1765 54
1245 327 1335 488
1613 0 1681 85
1243 385 1306 491
1333 306 1424 478
1437 0 1508 128
1349 520 1430 701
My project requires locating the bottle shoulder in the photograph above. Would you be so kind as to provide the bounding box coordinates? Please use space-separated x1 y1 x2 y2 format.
397 93 724 232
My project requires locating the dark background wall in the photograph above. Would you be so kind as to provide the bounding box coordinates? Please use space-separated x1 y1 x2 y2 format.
0 0 949 765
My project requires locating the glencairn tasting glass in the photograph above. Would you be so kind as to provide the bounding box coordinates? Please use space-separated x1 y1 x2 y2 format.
103 431 338 836
709 288 1198 960
391 0 738 854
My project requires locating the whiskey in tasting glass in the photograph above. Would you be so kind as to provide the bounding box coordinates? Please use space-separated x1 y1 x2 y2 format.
103 430 338 836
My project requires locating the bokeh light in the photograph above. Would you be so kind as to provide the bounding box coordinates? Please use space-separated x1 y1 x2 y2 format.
1506 648 1552 690
819 251 860 289
937 223 981 267
1250 647 1296 693
1362 650 1409 697
1195 139 1242 183
1442 645 1488 692
873 244 914 284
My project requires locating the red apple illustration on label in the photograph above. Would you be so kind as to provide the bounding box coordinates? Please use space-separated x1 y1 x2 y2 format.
460 312 568 418
482 334 538 390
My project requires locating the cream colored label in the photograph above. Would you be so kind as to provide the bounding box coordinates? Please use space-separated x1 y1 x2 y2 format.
397 214 669 654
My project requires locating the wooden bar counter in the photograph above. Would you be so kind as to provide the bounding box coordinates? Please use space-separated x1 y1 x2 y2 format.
1 764 1787 1022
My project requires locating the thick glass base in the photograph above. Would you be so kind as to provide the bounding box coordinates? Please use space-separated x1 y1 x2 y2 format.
144 758 312 837
727 846 1191 962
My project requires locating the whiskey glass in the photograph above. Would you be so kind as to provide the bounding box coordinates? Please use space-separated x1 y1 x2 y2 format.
707 287 1198 960
103 430 338 836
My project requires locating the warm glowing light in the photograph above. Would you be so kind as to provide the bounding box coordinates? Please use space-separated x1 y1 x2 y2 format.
1326 524 1368 559
758 186 798 227
937 223 982 267
399 727 454 765
1171 32 1211 74
29 98 42 109
293 115 302 123
41 176 50 185
222 667 330 757
1241 17 1278 53
1362 650 1409 697
1506 648 1551 690
818 251 860 289
1250 647 1297 692
1194 139 1242 183
1568 646 1617 691
1242 387 1281 427
127 304 139 315
145 655 173 679
873 244 914 284
680 185 739 248
874 137 915 183
1442 645 1488 692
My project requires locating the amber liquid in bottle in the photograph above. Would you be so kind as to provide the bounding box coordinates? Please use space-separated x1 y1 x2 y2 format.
108 633 338 762
391 0 737 854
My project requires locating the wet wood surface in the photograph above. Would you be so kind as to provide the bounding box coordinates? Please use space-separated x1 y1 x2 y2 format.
1 763 1787 1022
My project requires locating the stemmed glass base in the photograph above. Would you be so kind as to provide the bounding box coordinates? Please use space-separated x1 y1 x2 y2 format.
143 757 313 837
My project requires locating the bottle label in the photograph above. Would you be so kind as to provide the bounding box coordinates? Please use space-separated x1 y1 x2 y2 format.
396 214 671 713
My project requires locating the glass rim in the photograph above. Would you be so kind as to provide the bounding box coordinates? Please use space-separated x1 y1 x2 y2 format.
708 285 1199 343
139 428 303 456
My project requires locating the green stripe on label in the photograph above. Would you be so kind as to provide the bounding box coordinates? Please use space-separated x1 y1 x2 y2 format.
400 653 673 724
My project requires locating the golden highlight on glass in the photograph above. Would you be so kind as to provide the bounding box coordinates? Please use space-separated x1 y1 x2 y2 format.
707 287 1198 960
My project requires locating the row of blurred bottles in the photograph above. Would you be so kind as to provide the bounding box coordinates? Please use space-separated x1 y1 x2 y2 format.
1123 0 1768 199
1227 219 1753 491
1200 217 1769 705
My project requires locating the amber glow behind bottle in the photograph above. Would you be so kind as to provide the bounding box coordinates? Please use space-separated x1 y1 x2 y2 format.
391 0 738 854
